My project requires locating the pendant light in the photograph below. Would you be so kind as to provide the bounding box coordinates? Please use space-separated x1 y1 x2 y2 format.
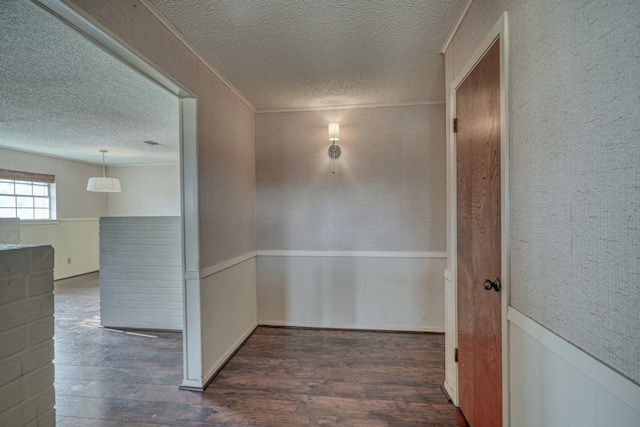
87 150 121 192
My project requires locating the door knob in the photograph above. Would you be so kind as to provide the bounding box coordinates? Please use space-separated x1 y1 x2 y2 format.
483 278 501 292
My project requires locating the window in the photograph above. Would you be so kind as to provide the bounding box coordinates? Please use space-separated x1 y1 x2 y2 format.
0 169 56 220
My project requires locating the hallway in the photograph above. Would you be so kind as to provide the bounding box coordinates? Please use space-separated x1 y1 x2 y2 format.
54 273 466 426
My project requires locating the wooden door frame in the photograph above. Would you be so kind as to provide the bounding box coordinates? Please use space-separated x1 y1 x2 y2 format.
445 12 510 427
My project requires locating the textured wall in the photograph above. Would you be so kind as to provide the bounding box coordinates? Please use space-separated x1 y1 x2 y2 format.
107 165 181 217
445 0 640 383
0 147 107 219
196 75 256 265
66 0 256 267
256 104 446 251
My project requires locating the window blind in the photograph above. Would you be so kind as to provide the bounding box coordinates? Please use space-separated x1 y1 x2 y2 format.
0 169 55 184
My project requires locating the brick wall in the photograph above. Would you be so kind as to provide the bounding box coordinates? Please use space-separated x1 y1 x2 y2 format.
0 244 55 427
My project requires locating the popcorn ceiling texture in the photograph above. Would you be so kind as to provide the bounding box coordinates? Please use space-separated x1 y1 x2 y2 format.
445 0 640 383
67 0 256 268
149 0 467 110
0 0 179 166
256 104 446 251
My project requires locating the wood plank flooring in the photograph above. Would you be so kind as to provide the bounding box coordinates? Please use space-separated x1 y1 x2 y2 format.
54 273 467 426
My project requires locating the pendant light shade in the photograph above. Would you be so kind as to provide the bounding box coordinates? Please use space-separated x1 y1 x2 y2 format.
87 150 121 192
87 177 121 192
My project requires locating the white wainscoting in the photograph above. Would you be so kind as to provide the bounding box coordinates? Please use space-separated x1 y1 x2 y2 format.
256 252 446 332
0 218 20 243
509 308 640 427
20 218 99 280
200 257 257 387
99 217 183 331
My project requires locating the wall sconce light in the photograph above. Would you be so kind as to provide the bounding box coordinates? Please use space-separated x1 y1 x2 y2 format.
328 122 341 159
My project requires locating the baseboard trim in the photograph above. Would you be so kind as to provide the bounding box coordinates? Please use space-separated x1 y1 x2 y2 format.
196 322 259 392
443 380 456 404
54 270 99 281
256 250 446 258
178 383 205 392
259 320 444 333
508 307 640 413
441 383 453 403
199 252 256 279
101 325 182 334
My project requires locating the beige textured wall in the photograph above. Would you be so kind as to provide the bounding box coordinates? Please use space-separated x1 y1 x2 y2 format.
0 147 107 218
106 165 181 217
66 0 256 267
256 104 446 251
445 1 640 383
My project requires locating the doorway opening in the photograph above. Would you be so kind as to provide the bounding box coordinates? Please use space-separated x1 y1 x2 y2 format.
22 0 202 390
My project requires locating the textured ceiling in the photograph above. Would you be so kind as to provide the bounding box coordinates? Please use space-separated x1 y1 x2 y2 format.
149 0 468 111
0 0 179 166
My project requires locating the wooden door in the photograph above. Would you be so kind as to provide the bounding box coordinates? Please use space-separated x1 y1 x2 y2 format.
456 39 502 427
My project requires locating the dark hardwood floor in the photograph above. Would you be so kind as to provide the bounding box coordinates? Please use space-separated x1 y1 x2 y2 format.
54 273 467 426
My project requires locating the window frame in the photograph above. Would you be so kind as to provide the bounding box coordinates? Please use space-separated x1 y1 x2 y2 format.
0 169 57 221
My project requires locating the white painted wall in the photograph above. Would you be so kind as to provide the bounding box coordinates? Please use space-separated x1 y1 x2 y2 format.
0 218 20 243
106 164 181 217
0 245 55 427
200 258 257 384
257 254 445 332
0 148 104 279
509 308 640 427
20 219 99 280
99 217 183 331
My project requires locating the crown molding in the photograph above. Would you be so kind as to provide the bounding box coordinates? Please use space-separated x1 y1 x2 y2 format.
138 0 256 112
440 0 474 54
256 100 445 114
